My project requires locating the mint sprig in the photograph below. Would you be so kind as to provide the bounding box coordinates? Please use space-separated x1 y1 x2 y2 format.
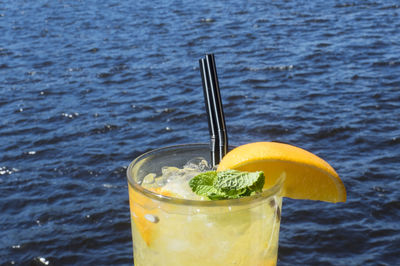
189 170 265 200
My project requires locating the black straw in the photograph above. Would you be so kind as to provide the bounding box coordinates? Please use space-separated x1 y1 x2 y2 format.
199 54 228 167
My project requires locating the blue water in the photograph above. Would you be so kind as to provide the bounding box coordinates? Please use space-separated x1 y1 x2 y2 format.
1 0 399 265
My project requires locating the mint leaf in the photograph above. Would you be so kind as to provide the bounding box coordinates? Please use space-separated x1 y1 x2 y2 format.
215 170 264 192
189 170 265 200
188 171 220 198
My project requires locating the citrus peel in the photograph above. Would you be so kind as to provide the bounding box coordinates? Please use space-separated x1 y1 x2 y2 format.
129 186 174 246
217 142 346 203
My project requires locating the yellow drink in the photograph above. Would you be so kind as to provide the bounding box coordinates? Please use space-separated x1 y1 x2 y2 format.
127 144 283 266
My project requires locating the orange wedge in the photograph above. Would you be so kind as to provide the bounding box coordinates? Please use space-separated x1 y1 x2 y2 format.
217 142 346 203
129 186 174 246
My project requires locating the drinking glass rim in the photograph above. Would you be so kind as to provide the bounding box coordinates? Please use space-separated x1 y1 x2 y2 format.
127 143 284 207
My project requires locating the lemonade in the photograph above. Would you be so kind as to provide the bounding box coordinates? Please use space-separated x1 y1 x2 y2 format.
127 142 346 265
127 144 283 266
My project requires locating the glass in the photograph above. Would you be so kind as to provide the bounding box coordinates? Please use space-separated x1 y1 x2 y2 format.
127 144 283 266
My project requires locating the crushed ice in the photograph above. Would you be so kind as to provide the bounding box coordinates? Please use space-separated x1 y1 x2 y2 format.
142 157 211 200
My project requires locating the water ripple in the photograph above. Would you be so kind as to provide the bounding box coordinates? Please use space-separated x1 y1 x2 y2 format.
1 0 399 265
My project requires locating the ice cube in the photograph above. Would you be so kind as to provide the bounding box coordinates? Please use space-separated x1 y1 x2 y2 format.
183 157 211 172
142 173 156 185
161 166 185 182
155 176 167 187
